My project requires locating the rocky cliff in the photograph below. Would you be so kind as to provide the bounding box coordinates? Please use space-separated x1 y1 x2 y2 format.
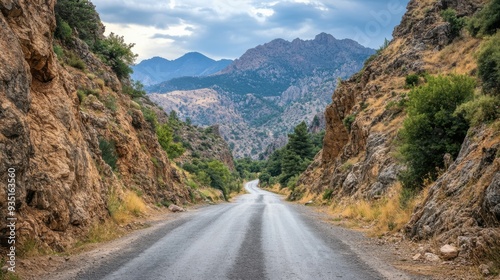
295 0 499 261
0 0 190 251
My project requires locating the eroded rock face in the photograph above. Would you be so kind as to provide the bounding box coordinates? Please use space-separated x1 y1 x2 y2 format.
0 0 189 250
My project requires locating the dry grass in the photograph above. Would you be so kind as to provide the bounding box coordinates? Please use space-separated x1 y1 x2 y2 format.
198 187 225 202
108 189 147 224
85 220 123 244
329 183 428 236
17 237 50 258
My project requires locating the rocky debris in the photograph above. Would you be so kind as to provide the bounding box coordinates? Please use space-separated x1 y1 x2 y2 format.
439 244 459 260
168 204 186 213
412 253 421 261
424 253 441 262
479 263 491 276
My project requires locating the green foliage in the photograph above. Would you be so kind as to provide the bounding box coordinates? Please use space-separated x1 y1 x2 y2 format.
141 107 158 129
53 44 64 60
93 33 137 80
399 74 475 189
55 1 136 79
54 0 102 47
55 18 72 42
77 90 86 103
156 123 185 159
99 138 118 171
343 113 357 132
441 8 465 39
455 94 500 126
259 122 320 187
235 158 265 179
258 172 271 186
196 171 212 186
65 50 86 70
478 33 500 95
103 95 118 112
322 189 334 200
467 0 500 37
405 74 420 88
123 81 146 98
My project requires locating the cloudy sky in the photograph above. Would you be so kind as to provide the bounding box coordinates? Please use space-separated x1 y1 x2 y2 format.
92 0 410 62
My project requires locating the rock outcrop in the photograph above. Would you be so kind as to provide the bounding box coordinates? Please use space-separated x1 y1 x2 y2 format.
295 0 499 260
0 0 189 251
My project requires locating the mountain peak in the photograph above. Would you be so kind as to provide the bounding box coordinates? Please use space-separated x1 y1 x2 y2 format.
314 32 336 43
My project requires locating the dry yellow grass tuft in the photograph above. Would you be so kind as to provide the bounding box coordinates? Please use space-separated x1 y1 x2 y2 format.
108 189 148 224
329 183 428 236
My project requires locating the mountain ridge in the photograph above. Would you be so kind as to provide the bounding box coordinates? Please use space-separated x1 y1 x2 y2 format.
149 33 375 158
132 52 232 86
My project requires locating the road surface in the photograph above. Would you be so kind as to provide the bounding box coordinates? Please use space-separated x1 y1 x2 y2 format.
77 180 385 280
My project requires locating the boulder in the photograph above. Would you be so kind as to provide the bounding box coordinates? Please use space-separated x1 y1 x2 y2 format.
168 204 185 213
440 244 459 260
424 252 440 262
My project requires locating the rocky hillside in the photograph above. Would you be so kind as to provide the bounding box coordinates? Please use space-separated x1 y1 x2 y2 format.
132 53 232 86
149 34 374 158
0 0 216 253
295 0 499 265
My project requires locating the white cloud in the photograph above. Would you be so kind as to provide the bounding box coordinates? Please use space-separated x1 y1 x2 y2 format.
93 0 410 61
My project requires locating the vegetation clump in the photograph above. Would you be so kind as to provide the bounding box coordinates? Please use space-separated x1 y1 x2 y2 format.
441 8 465 39
99 137 118 171
398 74 475 189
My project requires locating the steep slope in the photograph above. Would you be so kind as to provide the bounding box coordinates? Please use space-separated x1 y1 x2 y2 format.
131 53 232 86
0 0 192 252
149 34 375 158
295 0 499 262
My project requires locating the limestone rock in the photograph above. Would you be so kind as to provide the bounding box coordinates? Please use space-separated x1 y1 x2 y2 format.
424 253 440 262
439 244 459 260
168 204 186 213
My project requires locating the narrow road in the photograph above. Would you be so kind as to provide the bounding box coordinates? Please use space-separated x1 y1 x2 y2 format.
77 181 385 280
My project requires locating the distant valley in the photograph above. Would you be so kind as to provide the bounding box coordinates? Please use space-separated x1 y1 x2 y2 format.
139 33 375 158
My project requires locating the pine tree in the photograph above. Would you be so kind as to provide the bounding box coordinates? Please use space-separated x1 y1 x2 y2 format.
288 121 313 159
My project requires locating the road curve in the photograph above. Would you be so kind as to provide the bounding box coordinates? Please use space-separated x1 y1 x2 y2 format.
77 181 383 280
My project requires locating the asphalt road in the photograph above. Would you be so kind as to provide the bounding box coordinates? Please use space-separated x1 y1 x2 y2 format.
77 180 384 280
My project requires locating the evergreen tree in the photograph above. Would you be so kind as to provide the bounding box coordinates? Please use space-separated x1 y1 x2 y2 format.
288 121 313 159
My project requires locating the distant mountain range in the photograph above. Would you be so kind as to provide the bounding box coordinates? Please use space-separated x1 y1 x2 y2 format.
131 52 233 86
148 33 375 158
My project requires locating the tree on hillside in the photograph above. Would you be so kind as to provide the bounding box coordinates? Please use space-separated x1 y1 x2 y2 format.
287 121 314 159
399 74 475 189
55 0 103 47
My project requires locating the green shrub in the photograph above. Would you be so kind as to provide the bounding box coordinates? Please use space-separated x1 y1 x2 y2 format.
322 189 334 200
467 0 500 37
405 74 420 88
77 90 86 103
441 8 465 39
55 18 72 42
53 44 64 60
123 81 146 98
141 107 158 129
455 94 500 126
55 0 102 48
399 74 475 189
93 33 137 80
103 95 118 112
156 123 185 159
67 53 86 70
343 113 357 132
99 138 118 171
478 33 500 95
